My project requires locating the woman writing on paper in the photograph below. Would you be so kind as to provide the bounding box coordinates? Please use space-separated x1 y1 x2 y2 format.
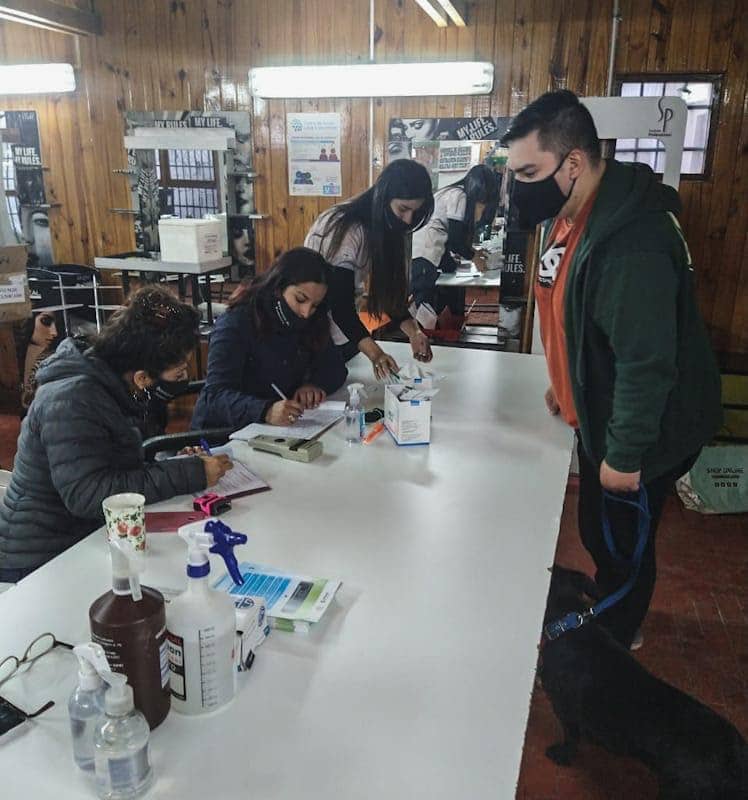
0 287 232 582
304 159 435 379
191 248 348 430
410 164 500 316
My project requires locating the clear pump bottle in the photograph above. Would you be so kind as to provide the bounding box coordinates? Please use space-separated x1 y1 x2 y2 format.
344 382 366 444
69 643 109 771
93 675 153 800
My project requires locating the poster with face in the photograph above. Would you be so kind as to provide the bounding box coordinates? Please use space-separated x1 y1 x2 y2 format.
388 116 512 162
13 309 62 412
0 110 53 267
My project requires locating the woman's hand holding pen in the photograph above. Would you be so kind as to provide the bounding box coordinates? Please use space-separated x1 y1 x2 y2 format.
266 399 305 426
293 384 326 409
200 455 233 487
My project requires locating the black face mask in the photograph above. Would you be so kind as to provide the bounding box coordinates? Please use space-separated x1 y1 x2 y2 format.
274 296 310 332
511 154 575 228
385 206 414 234
151 378 190 402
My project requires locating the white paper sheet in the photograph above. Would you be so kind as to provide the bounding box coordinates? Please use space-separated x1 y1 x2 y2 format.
229 400 346 442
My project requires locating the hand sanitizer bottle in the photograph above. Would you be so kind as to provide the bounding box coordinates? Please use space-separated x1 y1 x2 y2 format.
69 643 109 771
93 674 153 800
344 382 366 444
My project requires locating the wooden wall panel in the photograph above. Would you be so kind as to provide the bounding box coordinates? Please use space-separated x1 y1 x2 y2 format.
0 0 745 358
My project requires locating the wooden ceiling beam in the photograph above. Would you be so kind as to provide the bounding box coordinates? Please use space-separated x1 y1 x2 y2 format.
0 1 102 36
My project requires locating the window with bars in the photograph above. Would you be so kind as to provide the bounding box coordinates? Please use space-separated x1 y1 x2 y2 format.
614 76 721 179
156 148 221 218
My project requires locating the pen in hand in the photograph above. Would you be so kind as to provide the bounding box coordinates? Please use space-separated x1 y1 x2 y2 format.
271 382 303 421
199 438 213 456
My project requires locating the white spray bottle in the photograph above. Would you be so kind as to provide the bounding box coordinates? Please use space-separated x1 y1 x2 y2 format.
69 643 109 771
166 519 247 715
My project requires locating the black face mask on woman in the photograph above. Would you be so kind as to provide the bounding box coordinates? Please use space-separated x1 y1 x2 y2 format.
385 206 414 233
511 153 575 228
151 377 190 402
274 296 310 332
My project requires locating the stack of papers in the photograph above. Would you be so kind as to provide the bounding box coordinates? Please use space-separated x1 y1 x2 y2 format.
229 400 345 442
214 562 342 633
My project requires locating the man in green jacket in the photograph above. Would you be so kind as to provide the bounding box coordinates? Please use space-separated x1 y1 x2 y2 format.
502 91 722 649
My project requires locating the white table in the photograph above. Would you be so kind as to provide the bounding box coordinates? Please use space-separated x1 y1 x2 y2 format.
0 344 573 800
435 267 502 289
95 255 232 326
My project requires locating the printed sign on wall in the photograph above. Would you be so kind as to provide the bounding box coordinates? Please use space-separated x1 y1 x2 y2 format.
287 113 342 197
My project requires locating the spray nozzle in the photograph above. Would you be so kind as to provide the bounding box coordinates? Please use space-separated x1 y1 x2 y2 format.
178 519 247 585
73 643 111 691
109 537 144 601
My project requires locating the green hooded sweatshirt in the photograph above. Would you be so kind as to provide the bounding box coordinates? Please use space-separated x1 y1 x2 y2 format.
563 159 722 481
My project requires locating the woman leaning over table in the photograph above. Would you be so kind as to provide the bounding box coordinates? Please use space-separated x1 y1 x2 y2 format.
0 286 232 583
304 159 435 380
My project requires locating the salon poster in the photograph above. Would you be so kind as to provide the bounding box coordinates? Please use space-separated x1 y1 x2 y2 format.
287 113 342 197
387 116 512 161
0 110 53 266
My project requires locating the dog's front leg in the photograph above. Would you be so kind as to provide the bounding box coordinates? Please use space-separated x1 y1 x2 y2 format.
545 721 580 766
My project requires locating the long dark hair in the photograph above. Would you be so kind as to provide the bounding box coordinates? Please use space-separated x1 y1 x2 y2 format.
447 164 500 244
227 247 333 352
92 286 200 377
320 160 434 320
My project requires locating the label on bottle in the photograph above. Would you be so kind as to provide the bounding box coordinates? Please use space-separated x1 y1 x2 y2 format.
167 632 186 701
158 638 170 689
95 744 150 792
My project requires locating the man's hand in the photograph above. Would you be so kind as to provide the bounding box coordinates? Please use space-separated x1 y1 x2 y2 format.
600 460 641 492
544 386 560 415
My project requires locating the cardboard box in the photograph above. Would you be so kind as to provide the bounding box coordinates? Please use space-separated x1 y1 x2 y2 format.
0 245 30 323
158 217 223 263
384 384 432 445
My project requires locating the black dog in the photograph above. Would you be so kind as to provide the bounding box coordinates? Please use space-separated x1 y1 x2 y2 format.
539 565 748 800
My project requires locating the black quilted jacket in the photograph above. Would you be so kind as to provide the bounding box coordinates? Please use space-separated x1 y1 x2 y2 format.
0 338 206 574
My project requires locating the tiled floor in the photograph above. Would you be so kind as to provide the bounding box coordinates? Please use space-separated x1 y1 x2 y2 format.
1 412 745 798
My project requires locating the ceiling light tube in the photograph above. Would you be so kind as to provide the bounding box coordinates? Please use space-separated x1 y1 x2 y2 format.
250 61 494 99
413 0 448 27
0 63 76 94
434 0 467 27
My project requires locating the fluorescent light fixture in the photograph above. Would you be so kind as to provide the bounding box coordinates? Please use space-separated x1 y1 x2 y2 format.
250 62 493 98
413 0 447 27
435 0 467 26
0 63 76 94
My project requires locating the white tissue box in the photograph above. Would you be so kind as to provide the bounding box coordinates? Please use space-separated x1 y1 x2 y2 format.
158 217 223 263
384 384 432 446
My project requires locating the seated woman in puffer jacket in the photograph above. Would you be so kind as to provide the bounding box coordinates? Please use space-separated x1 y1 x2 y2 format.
0 286 232 582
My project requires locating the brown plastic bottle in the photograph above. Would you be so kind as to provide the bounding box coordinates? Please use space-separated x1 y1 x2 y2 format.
89 545 170 729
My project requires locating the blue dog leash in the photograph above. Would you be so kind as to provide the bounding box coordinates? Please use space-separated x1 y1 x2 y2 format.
544 486 651 641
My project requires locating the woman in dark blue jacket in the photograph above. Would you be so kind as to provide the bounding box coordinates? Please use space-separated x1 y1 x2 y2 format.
191 248 348 430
